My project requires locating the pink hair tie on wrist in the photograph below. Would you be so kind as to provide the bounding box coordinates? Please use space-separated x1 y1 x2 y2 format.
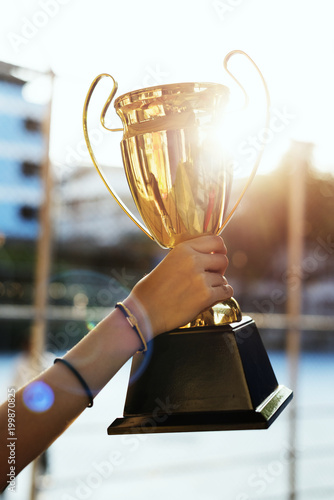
115 302 148 353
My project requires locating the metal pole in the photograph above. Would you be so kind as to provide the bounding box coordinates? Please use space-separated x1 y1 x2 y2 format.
28 70 54 500
286 140 313 500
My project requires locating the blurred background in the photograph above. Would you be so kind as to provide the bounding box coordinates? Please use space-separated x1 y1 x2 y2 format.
0 0 333 499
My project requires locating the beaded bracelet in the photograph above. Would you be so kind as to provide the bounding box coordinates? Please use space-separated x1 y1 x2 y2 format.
54 358 94 407
115 302 148 353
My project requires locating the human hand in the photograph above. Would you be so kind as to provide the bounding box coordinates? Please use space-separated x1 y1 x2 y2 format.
124 235 233 339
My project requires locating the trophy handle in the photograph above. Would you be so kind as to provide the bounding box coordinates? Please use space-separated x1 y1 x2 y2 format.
218 50 271 233
83 73 154 240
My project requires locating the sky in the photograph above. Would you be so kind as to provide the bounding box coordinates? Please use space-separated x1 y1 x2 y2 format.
1 0 334 178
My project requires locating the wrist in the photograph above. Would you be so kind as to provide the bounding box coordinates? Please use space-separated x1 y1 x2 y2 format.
122 295 154 344
115 302 148 353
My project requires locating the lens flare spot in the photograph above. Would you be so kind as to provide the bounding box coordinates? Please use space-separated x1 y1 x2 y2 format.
86 321 97 331
23 381 55 413
74 292 89 309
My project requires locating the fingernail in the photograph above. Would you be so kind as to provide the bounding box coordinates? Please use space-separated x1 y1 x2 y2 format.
223 284 233 295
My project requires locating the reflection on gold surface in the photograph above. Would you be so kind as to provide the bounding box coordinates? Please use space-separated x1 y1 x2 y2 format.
116 82 230 248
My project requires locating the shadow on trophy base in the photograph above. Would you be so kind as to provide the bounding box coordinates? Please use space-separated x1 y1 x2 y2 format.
108 317 293 434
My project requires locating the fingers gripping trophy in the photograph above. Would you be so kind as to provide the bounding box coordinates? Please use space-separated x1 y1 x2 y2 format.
83 50 292 433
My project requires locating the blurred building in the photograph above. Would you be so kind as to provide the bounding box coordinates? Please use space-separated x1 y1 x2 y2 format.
0 61 47 241
54 164 142 249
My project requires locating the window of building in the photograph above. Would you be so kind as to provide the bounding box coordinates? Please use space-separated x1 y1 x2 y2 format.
21 161 40 177
23 117 41 132
19 205 39 220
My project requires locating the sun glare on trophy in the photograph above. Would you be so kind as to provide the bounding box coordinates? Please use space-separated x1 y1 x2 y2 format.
213 104 263 181
215 51 271 180
212 111 249 182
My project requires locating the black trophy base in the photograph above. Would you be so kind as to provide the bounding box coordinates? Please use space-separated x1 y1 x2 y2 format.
108 317 292 435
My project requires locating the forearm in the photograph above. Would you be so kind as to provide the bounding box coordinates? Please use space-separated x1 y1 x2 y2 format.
0 307 141 490
0 235 234 491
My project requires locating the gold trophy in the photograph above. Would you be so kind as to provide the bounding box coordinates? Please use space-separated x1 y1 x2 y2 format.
83 50 292 433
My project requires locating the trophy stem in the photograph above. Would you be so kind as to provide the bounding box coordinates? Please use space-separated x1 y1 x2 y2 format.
183 297 242 328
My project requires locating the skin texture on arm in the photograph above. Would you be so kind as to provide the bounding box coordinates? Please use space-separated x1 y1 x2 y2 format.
0 235 233 491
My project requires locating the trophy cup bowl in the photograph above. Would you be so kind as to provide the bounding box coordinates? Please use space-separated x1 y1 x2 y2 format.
115 79 241 326
116 82 229 249
83 51 292 433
